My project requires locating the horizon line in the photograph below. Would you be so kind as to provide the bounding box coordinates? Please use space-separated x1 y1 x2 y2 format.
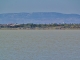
0 12 80 15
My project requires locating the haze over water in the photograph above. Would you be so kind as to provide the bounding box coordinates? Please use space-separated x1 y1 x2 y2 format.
0 30 80 60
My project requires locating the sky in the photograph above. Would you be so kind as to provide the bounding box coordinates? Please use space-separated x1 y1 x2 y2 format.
0 0 80 14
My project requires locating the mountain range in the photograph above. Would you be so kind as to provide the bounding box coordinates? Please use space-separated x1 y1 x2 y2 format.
0 12 80 24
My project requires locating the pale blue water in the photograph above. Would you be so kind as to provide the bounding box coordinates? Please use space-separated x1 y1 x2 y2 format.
0 30 80 60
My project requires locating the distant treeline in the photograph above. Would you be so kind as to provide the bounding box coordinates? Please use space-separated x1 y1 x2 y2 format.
0 23 80 30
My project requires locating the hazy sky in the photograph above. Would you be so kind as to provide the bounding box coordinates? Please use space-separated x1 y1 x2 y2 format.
0 0 80 14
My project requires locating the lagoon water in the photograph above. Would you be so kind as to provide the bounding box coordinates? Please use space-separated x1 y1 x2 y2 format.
0 30 80 60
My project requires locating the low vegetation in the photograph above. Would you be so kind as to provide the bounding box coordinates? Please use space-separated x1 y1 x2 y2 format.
0 23 80 30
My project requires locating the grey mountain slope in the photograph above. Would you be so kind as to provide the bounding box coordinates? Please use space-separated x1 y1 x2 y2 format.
0 12 80 24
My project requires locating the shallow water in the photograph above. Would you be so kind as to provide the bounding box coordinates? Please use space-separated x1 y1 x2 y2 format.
0 30 80 60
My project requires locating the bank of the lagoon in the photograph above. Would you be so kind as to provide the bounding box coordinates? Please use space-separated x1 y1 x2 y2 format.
0 28 80 30
0 23 80 30
0 30 80 60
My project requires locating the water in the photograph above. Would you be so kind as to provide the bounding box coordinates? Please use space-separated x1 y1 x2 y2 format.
0 30 80 60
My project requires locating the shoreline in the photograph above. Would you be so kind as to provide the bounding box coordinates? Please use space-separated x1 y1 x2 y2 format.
0 28 80 30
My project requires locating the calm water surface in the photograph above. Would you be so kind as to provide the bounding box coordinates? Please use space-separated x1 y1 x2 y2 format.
0 30 80 60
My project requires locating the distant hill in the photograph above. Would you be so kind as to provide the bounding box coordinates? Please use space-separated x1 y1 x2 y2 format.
0 12 80 24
